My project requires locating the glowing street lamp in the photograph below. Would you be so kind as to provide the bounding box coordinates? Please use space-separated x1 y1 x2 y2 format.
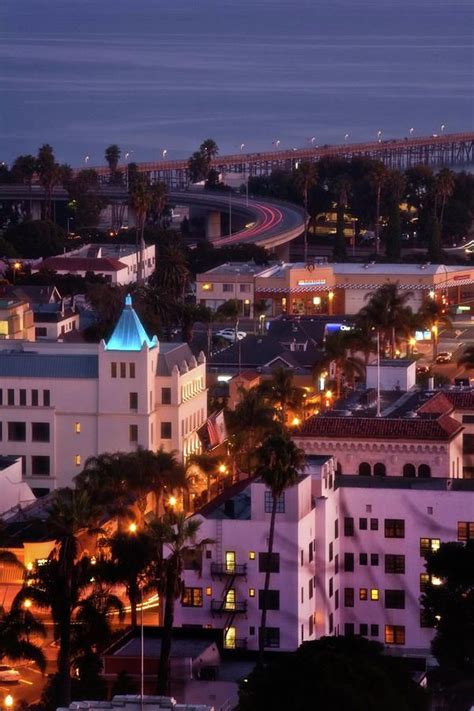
84 155 90 165
409 127 414 136
240 143 245 152
344 133 349 142
23 598 32 610
4 696 13 709
377 130 382 142
128 522 137 534
440 124 446 134
309 136 316 146
218 464 227 475
273 139 281 149
162 149 168 159
168 495 177 507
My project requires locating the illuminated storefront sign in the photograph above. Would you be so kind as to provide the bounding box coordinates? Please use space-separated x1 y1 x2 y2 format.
297 279 326 286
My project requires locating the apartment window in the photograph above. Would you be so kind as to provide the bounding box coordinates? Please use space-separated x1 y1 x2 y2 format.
0 422 2 440
335 589 339 609
129 392 138 410
0 389 2 405
43 390 50 407
385 554 405 574
258 552 279 573
344 623 355 636
205 587 212 596
309 541 314 562
259 627 280 649
258 589 280 611
75 422 81 434
344 517 354 536
182 587 203 607
370 624 379 637
457 522 474 542
359 517 367 530
161 422 172 439
129 425 138 442
223 284 233 293
359 588 368 601
359 553 367 566
344 588 354 607
329 577 333 597
31 456 50 476
162 387 172 405
335 554 339 575
385 590 405 609
420 573 432 593
370 554 379 567
239 284 251 292
334 519 339 539
309 615 314 636
370 518 379 531
75 455 81 467
385 625 405 645
385 519 405 538
111 363 117 378
370 589 379 601
120 362 126 378
7 389 14 406
420 537 440 556
249 588 255 598
129 363 136 378
32 389 38 406
360 623 368 636
329 541 333 562
8 422 26 441
32 422 50 442
344 553 354 572
300 550 304 567
264 491 285 513
309 579 313 599
249 551 256 560
19 389 26 406
329 614 333 634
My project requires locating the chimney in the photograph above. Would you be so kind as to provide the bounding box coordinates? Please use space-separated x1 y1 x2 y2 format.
428 377 434 390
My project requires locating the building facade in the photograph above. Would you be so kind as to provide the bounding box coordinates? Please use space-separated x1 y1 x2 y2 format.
0 296 207 494
0 297 35 340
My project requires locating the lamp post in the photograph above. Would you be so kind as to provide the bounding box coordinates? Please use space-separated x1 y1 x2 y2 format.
4 696 13 711
409 127 414 136
344 133 349 143
162 149 168 159
84 155 90 165
240 143 245 152
377 130 382 142
440 124 446 134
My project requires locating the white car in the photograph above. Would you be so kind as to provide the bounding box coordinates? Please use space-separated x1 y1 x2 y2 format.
215 328 246 342
0 665 20 683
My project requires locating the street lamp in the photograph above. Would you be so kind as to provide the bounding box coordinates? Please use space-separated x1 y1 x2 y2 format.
168 495 177 507
377 130 382 142
128 522 137 534
441 124 446 134
273 139 281 149
23 598 32 610
84 155 90 165
162 149 168 159
409 127 414 136
4 696 13 710
240 143 245 152
344 133 349 142
309 136 316 146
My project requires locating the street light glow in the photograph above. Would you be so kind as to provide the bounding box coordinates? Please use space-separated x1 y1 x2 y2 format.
168 495 177 507
128 522 137 533
4 696 13 708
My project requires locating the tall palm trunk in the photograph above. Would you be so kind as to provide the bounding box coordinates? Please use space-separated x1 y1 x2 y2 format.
129 582 139 629
57 569 72 707
258 496 277 662
303 187 308 263
157 559 177 694
375 183 381 255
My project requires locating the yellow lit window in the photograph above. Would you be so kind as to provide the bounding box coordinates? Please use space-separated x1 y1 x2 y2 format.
431 538 440 552
202 283 213 292
75 422 81 434
359 588 368 601
370 588 379 601
249 588 255 597
205 587 212 596
249 551 256 560
75 455 81 466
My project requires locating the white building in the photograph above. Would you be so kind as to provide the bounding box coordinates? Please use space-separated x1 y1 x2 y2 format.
34 243 156 285
314 471 474 655
0 295 207 495
173 474 317 652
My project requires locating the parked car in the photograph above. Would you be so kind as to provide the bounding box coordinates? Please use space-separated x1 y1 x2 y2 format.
416 364 430 375
0 665 20 683
215 328 246 342
436 351 453 364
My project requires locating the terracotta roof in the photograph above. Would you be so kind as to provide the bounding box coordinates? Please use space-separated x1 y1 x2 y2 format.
231 370 260 382
417 390 474 415
41 257 127 272
296 413 462 441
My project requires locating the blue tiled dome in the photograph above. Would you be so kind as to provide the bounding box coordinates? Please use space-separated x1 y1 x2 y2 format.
105 295 157 351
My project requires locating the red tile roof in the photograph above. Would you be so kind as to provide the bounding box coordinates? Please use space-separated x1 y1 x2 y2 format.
417 392 454 415
296 414 462 441
41 257 127 272
443 390 474 410
417 390 474 415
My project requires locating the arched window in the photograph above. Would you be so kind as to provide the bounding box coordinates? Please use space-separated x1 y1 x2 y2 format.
358 462 371 476
418 464 431 478
373 463 386 477
403 463 416 478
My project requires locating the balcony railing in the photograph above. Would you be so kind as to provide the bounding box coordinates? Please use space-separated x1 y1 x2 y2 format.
211 599 247 614
210 562 247 576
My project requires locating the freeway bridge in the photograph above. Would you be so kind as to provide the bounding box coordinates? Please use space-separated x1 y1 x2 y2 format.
94 131 474 187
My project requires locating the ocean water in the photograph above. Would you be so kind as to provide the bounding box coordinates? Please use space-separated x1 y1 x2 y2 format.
0 0 472 165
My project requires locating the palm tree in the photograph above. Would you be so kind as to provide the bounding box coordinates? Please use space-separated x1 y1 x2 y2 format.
148 513 212 694
418 299 452 360
125 448 185 519
333 175 351 260
216 299 241 341
384 169 405 259
226 387 277 473
346 316 377 366
75 451 132 518
294 161 318 263
371 163 388 255
98 531 154 628
11 154 37 219
315 331 365 399
186 452 221 501
435 168 455 231
458 345 474 371
105 145 121 175
151 237 190 298
361 283 413 358
254 431 304 660
129 175 153 284
36 144 69 221
199 139 219 162
258 367 305 427
137 283 180 339
0 606 46 672
253 299 268 334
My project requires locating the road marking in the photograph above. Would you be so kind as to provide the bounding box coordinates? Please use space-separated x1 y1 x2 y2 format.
20 678 34 685
28 668 43 675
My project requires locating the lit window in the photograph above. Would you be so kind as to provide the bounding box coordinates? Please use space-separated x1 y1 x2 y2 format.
249 551 256 560
205 587 212 597
75 455 81 466
370 588 379 601
249 588 255 597
359 588 368 601
420 537 441 556
75 422 81 434
385 625 405 645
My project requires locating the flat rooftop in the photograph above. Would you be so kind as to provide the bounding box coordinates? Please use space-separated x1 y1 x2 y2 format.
335 475 474 492
200 262 268 277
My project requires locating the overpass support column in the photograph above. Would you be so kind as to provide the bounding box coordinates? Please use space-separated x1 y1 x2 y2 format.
273 242 290 262
127 206 137 229
206 211 221 241
31 201 42 221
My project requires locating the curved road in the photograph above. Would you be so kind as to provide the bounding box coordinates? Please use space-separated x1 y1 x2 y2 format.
0 185 306 252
